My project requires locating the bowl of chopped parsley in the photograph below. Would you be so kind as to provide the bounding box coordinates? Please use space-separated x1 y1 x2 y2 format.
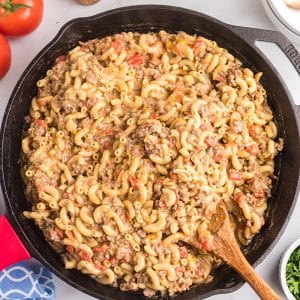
280 239 300 300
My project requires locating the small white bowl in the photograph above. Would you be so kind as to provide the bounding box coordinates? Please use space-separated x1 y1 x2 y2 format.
262 0 300 45
279 238 300 300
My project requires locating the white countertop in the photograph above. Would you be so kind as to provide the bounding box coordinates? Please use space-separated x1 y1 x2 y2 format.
0 0 299 299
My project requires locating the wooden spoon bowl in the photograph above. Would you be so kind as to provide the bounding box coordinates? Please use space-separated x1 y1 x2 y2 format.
188 203 281 300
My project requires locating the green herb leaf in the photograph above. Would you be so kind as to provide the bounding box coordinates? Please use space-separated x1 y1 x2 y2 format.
286 246 300 300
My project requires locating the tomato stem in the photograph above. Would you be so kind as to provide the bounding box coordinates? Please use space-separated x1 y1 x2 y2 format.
0 0 31 14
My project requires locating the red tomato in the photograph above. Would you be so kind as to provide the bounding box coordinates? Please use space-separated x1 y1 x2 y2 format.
0 0 44 36
0 33 11 79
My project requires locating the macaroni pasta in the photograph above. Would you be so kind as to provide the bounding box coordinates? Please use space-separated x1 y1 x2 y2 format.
21 31 283 297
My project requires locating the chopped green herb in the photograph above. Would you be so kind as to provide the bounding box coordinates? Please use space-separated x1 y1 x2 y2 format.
286 246 300 300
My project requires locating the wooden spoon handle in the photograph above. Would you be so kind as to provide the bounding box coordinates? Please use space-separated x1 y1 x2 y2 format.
229 247 281 300
211 204 281 300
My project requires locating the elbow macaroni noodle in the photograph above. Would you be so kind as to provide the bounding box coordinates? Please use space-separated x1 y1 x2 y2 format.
21 31 283 297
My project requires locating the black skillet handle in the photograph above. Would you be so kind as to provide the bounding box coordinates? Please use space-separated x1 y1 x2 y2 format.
228 25 300 120
228 25 300 75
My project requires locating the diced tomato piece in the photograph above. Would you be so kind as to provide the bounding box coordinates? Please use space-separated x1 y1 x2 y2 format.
229 171 243 180
79 250 92 262
173 42 188 57
35 119 47 129
245 144 259 155
200 123 209 131
235 193 246 206
125 212 131 223
169 172 177 181
214 75 224 81
86 177 96 185
204 136 214 147
129 175 139 190
176 93 183 102
179 247 188 258
150 112 159 119
54 227 64 239
248 125 256 137
111 40 122 53
95 263 106 271
155 178 163 184
109 257 118 267
55 55 66 63
158 195 166 208
126 54 144 66
213 153 223 163
102 140 109 150
198 238 209 251
195 269 204 277
114 169 121 180
94 244 109 254
192 40 204 49
173 87 184 102
36 184 43 192
66 245 74 254
102 128 113 136
254 190 265 198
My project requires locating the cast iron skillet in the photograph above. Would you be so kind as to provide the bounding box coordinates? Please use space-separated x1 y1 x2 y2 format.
0 5 300 300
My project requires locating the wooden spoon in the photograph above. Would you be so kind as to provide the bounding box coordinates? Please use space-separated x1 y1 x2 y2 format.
76 0 100 5
188 203 281 300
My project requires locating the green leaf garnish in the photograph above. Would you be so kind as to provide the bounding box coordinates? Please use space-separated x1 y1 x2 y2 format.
286 246 300 300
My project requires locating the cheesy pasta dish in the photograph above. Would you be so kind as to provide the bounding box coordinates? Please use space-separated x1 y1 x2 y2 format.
21 31 283 297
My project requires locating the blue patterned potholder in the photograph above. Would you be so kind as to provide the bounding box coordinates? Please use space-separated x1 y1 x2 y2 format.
0 262 55 300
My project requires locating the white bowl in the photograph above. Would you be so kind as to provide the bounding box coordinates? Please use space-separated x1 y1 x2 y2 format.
262 0 300 45
279 238 300 300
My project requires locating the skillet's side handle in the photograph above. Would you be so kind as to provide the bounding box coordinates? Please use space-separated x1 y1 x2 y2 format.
228 25 300 120
228 25 300 75
0 215 31 270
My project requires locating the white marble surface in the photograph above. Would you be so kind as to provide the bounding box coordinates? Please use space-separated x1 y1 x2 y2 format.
0 0 299 299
